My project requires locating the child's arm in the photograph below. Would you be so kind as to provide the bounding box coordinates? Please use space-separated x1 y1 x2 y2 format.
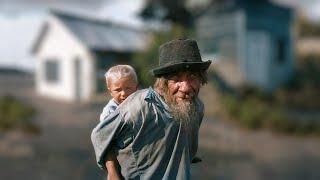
105 152 122 180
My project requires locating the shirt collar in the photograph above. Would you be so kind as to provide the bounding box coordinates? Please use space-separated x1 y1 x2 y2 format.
111 98 120 106
144 87 170 110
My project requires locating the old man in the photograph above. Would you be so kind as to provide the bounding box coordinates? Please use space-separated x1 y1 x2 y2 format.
91 39 211 179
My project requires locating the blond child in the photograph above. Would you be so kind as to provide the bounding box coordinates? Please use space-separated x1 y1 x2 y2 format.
100 65 138 121
100 65 138 180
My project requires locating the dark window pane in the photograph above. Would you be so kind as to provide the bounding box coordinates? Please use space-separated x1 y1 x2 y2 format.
45 60 59 82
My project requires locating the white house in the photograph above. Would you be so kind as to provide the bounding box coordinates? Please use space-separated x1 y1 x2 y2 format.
31 10 150 102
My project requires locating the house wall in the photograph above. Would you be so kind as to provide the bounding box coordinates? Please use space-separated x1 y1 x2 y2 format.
35 16 95 102
269 26 294 90
197 1 294 92
245 30 272 90
244 5 294 90
197 10 247 88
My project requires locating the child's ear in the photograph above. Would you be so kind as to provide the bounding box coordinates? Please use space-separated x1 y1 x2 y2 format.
106 86 110 93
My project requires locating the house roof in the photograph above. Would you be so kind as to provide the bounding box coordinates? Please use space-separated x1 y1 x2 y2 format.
32 10 150 54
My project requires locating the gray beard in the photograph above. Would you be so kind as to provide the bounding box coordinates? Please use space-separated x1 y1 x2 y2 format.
162 91 200 131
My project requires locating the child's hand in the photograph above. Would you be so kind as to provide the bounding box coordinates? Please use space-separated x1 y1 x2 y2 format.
107 172 121 180
106 151 123 180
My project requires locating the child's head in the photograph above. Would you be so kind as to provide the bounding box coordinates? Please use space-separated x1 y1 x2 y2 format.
105 65 138 104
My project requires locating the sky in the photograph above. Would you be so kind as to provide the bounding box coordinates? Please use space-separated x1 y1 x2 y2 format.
273 0 320 21
0 0 319 72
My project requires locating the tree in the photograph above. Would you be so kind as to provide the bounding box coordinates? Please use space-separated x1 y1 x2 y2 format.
297 15 320 37
140 0 193 27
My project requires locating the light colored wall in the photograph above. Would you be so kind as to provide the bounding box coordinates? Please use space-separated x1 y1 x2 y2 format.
198 10 246 88
35 15 95 102
245 30 273 90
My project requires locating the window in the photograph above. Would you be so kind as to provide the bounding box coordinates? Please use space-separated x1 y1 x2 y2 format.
45 60 59 82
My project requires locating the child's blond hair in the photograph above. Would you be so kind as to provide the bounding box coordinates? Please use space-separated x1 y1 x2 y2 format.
105 65 138 87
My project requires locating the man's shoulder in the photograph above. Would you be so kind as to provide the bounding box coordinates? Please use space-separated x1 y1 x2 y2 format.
118 88 154 110
113 88 157 124
128 88 150 100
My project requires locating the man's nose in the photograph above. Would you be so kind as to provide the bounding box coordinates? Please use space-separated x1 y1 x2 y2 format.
179 81 192 93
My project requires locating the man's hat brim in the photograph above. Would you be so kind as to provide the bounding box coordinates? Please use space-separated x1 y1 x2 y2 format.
151 60 212 77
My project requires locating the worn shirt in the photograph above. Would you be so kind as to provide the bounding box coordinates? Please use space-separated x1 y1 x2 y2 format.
100 98 119 122
91 88 204 180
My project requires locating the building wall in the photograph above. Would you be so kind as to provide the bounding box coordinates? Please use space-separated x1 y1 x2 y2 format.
269 25 294 90
244 30 272 90
197 10 247 88
197 2 294 92
35 16 95 102
245 5 294 91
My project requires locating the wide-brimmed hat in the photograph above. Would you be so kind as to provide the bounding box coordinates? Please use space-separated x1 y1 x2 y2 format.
151 39 212 77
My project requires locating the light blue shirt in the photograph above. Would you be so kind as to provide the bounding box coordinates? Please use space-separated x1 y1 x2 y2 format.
91 88 204 180
100 99 119 122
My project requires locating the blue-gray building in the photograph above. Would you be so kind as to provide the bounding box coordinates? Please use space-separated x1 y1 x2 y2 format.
196 0 294 91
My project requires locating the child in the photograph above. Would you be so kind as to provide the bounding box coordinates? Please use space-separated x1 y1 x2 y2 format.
100 64 138 122
100 64 138 180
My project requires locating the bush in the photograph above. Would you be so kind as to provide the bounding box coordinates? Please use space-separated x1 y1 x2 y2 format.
275 54 320 109
264 110 294 133
215 43 320 135
222 95 239 116
0 95 39 134
219 89 320 136
221 95 266 129
238 99 267 129
297 16 320 37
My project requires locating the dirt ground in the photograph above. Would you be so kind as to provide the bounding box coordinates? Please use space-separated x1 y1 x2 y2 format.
0 73 320 180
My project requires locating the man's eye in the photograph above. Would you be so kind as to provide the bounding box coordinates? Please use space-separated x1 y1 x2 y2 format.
189 74 198 80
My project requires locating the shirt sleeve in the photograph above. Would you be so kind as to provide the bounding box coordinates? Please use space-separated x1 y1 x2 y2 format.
189 99 205 161
198 100 205 126
91 110 124 170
